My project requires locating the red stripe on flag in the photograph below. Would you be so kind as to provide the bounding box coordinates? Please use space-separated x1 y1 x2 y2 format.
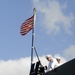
20 15 34 36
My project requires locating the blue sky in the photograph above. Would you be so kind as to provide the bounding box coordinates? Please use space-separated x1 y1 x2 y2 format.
0 0 75 75
0 0 75 60
0 0 33 60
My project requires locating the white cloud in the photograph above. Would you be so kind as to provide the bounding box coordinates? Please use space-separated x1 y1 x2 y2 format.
64 45 75 60
1 45 75 75
0 55 66 75
0 45 75 75
0 57 31 75
33 0 74 35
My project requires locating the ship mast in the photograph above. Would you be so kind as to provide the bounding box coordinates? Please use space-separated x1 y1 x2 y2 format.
31 8 36 64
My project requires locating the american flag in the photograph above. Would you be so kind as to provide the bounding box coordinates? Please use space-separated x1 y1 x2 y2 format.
20 15 34 36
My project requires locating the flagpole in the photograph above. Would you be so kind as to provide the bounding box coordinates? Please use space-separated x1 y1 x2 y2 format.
31 8 36 64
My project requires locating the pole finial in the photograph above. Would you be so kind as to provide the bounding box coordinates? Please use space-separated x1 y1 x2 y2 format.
33 8 36 16
33 8 36 12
